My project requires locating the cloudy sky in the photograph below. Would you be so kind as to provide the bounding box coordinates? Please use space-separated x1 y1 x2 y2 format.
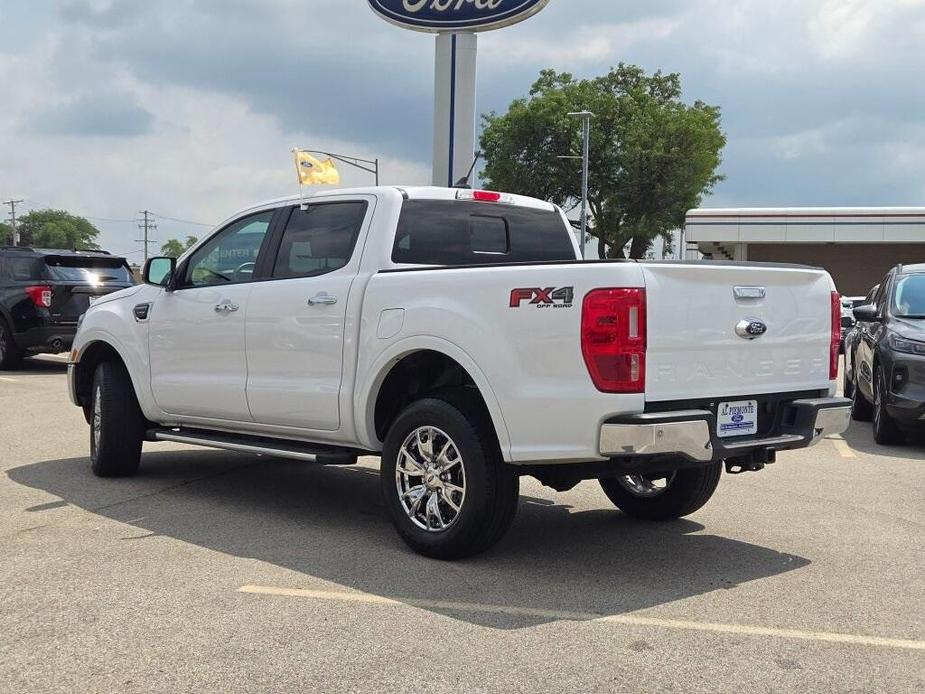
2 0 924 259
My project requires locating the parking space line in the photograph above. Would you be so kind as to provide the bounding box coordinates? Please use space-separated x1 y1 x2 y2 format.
0 376 19 383
829 436 857 459
238 585 925 652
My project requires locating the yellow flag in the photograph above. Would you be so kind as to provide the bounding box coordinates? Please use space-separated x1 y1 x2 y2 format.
294 151 340 185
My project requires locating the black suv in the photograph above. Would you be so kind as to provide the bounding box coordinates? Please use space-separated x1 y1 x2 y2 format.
0 247 135 368
845 263 925 444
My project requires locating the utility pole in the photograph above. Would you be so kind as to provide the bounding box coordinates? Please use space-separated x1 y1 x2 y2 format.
567 111 594 260
3 199 24 247
136 211 157 263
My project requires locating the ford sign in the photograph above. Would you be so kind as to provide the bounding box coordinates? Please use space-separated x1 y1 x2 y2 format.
367 0 551 33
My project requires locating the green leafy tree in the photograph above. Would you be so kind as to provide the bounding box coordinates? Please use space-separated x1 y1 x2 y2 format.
13 210 101 250
480 65 726 258
160 235 198 258
0 222 11 246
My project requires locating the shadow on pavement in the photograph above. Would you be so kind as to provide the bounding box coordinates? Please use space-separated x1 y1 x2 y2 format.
8 450 810 629
842 420 925 460
5 357 69 376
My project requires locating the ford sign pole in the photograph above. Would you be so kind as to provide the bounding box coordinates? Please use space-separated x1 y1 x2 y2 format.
568 111 594 260
367 1 551 187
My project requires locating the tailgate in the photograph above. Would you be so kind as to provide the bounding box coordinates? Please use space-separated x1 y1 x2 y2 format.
642 263 834 402
42 255 135 324
49 282 133 324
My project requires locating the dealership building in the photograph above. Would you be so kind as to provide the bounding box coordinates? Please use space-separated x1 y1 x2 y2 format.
685 208 925 295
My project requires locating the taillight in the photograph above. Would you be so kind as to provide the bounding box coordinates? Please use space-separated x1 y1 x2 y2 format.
581 288 646 393
25 285 52 309
830 291 840 380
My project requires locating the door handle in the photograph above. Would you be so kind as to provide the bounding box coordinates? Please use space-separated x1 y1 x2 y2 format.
214 301 239 313
308 293 338 306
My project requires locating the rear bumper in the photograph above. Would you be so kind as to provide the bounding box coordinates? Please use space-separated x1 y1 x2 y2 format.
13 324 76 353
599 397 851 463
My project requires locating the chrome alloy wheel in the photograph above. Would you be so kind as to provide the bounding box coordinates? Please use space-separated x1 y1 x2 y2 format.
616 473 677 498
92 382 103 453
395 426 466 533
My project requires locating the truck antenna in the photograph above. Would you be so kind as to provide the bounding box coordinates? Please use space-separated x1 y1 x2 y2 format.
453 151 482 189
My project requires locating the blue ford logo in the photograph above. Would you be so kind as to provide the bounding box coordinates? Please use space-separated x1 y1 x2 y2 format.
732 414 745 423
367 0 551 33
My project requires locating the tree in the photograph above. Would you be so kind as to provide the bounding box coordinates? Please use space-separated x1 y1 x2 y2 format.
0 222 11 246
160 235 198 258
11 210 101 250
480 65 726 259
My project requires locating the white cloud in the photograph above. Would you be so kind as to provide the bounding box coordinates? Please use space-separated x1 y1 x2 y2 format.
481 17 680 66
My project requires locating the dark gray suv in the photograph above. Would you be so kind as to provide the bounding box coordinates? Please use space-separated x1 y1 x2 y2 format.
844 263 925 444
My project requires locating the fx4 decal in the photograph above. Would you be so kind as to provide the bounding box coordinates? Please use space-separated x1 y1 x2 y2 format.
509 287 575 309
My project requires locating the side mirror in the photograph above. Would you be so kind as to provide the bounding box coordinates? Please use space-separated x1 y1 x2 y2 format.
143 257 176 288
853 304 880 322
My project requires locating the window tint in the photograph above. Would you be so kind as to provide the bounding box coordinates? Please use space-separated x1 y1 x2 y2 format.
43 256 134 283
8 256 43 280
392 200 575 266
271 202 367 279
184 211 272 287
893 274 925 317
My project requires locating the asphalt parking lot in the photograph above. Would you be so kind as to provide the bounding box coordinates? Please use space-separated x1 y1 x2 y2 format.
1 357 923 693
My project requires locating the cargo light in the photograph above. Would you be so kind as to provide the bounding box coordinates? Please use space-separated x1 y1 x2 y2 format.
581 288 647 393
455 189 512 204
25 285 52 309
830 291 840 381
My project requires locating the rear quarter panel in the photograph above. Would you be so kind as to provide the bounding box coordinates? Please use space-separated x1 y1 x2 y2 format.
356 262 646 463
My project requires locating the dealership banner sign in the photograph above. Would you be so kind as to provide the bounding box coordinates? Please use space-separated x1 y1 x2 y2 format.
367 0 551 33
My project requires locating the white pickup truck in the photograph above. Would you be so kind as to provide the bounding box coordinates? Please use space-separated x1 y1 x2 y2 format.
68 186 850 558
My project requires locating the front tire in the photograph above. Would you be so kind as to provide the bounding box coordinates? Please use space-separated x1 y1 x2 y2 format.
873 365 903 445
380 392 519 560
0 318 23 370
599 462 722 521
850 366 873 422
90 361 145 477
843 357 854 399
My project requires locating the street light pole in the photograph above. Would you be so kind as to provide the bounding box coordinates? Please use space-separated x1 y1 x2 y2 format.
568 111 594 259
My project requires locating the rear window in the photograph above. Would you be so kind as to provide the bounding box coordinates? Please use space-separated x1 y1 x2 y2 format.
43 256 134 283
392 200 576 266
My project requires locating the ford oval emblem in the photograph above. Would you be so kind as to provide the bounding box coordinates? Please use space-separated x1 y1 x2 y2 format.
735 319 768 340
367 0 551 33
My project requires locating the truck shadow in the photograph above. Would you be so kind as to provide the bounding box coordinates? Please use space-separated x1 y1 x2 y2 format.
9 451 810 630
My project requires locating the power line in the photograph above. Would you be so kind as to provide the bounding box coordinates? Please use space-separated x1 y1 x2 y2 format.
150 212 214 227
135 211 158 264
3 199 24 247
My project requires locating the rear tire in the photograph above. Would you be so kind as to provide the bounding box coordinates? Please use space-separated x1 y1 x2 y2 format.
90 361 145 477
0 318 23 370
873 365 903 446
380 391 519 560
599 462 722 521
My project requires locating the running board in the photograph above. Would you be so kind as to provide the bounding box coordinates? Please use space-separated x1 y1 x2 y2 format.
149 428 364 465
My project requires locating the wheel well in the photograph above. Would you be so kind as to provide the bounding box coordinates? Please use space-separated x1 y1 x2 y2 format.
373 350 497 444
74 342 124 408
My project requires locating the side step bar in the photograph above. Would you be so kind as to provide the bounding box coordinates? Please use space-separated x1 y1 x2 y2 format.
149 428 367 465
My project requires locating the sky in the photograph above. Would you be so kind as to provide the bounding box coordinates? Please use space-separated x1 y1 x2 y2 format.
1 0 925 260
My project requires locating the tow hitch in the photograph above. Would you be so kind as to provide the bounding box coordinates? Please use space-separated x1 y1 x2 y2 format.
725 448 777 475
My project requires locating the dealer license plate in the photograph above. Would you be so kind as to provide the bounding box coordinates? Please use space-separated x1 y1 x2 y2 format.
717 400 758 438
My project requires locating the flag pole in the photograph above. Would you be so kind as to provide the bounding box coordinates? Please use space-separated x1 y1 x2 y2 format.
293 148 308 209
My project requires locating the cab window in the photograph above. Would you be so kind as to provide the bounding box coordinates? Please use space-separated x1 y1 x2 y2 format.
182 211 273 287
271 202 368 279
